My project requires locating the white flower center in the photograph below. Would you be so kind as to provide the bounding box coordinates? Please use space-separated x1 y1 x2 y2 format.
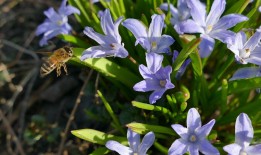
238 48 251 62
56 20 63 26
189 134 197 142
206 25 213 34
159 80 166 87
239 150 248 155
151 41 157 50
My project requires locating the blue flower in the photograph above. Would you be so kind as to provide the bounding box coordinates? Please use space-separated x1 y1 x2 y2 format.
160 0 190 34
223 113 261 154
177 0 248 57
172 50 191 80
122 14 175 54
227 29 261 65
36 0 80 46
81 9 128 60
133 53 175 104
105 128 155 155
169 108 220 155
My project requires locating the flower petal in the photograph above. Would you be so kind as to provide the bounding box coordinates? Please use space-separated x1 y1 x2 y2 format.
227 31 246 55
199 139 220 155
197 119 215 138
244 30 261 52
188 145 199 155
138 132 155 154
187 0 206 26
230 67 261 81
187 108 202 131
235 113 253 148
84 27 111 45
127 129 140 152
149 89 165 104
155 35 175 54
178 0 191 20
245 144 261 154
206 0 226 26
199 34 215 58
160 3 178 17
171 124 189 140
168 139 188 155
100 9 115 36
133 79 161 92
213 14 248 30
148 14 165 38
176 19 204 34
138 65 154 79
146 53 163 73
58 0 80 15
210 29 235 44
223 143 242 154
122 18 148 39
105 140 133 155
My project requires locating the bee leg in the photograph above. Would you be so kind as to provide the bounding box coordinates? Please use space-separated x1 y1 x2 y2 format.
56 63 62 77
62 63 68 75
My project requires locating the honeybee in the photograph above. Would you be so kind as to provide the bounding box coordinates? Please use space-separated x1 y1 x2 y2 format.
40 46 73 77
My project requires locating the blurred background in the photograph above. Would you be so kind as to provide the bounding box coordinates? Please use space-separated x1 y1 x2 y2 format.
0 0 116 154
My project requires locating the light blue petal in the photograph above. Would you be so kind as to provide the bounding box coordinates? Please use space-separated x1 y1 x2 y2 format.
105 140 133 155
83 27 111 45
187 108 202 131
187 0 206 26
165 79 175 89
81 46 110 59
36 22 51 35
160 3 178 17
135 37 150 51
206 0 226 26
122 18 148 40
139 65 154 79
146 53 163 73
235 113 253 148
210 29 235 44
100 9 114 36
188 145 199 155
39 29 63 46
127 129 140 152
154 66 172 80
197 119 215 138
113 16 124 43
199 139 220 155
58 0 80 15
244 30 261 52
199 35 215 58
176 59 191 80
176 19 205 34
230 67 261 81
44 8 60 22
223 143 242 154
116 46 129 58
227 31 246 56
149 89 165 104
133 79 161 92
245 144 261 154
155 35 175 54
148 14 165 38
138 132 155 154
171 124 189 140
213 14 248 30
172 50 179 63
168 139 188 155
178 0 191 20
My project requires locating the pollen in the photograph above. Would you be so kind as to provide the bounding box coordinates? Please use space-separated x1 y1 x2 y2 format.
159 80 166 87
110 43 116 49
239 151 247 155
189 134 197 142
151 42 157 50
207 25 213 33
245 48 250 53
56 20 63 26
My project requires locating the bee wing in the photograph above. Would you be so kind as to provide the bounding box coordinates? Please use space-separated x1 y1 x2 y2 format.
35 51 53 56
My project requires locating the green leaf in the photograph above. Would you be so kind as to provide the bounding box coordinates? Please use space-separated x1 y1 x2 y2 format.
97 90 124 134
228 77 261 94
132 101 172 117
90 147 110 155
58 34 89 48
126 122 175 135
70 48 141 88
225 0 250 14
71 129 126 145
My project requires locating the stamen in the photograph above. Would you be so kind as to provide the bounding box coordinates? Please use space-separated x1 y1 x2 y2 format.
245 48 250 53
207 25 213 33
159 80 166 87
189 134 197 142
56 20 63 26
110 43 116 49
239 151 247 155
151 42 157 50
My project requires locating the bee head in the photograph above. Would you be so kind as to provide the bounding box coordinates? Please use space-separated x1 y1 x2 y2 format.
64 46 73 57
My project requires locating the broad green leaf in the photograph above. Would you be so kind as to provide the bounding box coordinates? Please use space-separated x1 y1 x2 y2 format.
90 147 110 155
228 77 261 94
127 122 175 135
70 48 141 88
225 0 250 14
71 129 126 145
